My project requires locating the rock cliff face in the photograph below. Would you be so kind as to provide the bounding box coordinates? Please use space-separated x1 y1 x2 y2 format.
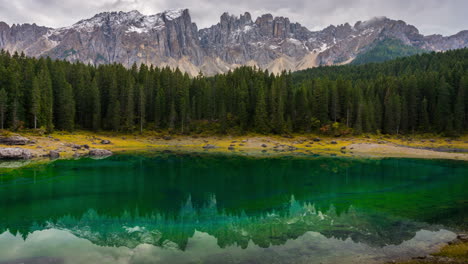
1 9 467 75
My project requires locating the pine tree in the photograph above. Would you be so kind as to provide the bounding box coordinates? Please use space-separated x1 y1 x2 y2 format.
394 94 402 134
90 77 101 131
434 78 452 132
0 88 7 129
353 89 364 134
38 67 54 132
22 60 35 127
52 66 75 131
329 82 339 122
154 79 164 128
106 72 120 131
419 97 430 132
31 76 41 129
383 83 402 134
137 84 145 133
454 76 466 133
238 79 249 130
7 60 22 130
169 101 176 131
254 79 269 133
123 75 135 131
405 75 419 133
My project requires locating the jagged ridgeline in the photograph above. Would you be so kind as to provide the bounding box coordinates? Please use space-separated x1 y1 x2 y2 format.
0 9 467 76
0 48 466 135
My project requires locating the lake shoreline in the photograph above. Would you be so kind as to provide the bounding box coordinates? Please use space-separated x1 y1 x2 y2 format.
1 131 468 163
392 233 468 264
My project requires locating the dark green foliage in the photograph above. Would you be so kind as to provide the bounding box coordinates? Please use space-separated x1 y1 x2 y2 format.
352 38 427 65
30 76 40 129
254 78 269 133
0 48 467 135
0 88 7 129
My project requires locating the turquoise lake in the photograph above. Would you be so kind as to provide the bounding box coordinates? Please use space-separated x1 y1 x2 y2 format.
0 154 467 264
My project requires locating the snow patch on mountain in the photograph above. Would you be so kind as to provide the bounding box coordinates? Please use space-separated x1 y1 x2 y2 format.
287 38 302 45
164 9 186 20
126 14 165 33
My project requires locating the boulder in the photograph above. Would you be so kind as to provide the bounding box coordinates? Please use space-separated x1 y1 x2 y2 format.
261 144 267 148
163 136 172 140
49 150 60 159
313 138 321 142
66 143 82 149
203 144 216 149
0 148 33 160
331 141 337 144
89 149 113 157
457 233 468 242
0 136 30 145
101 140 111 144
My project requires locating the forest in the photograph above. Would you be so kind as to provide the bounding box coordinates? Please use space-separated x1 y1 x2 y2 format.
0 48 466 136
350 38 426 65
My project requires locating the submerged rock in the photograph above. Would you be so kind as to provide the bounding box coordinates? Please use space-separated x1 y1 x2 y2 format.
0 148 33 160
89 149 113 157
0 160 31 168
0 136 31 145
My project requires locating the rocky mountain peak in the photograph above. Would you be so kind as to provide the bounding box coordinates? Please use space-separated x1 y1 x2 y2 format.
0 9 467 76
161 8 190 21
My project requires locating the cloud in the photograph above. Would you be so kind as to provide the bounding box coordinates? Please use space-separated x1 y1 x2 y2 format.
0 0 466 35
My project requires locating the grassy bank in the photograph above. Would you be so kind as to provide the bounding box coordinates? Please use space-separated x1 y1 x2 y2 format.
1 130 467 161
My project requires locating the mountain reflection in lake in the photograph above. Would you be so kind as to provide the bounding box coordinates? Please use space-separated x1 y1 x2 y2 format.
0 154 466 264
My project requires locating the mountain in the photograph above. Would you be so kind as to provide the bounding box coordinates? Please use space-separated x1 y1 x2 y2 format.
1 9 467 75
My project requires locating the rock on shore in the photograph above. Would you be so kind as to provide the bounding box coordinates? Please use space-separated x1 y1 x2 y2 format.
0 136 31 145
88 149 113 157
0 148 33 159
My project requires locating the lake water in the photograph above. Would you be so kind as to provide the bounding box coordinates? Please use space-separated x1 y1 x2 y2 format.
0 154 467 264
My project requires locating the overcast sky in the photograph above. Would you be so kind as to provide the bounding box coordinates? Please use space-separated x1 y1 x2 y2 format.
0 0 467 36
